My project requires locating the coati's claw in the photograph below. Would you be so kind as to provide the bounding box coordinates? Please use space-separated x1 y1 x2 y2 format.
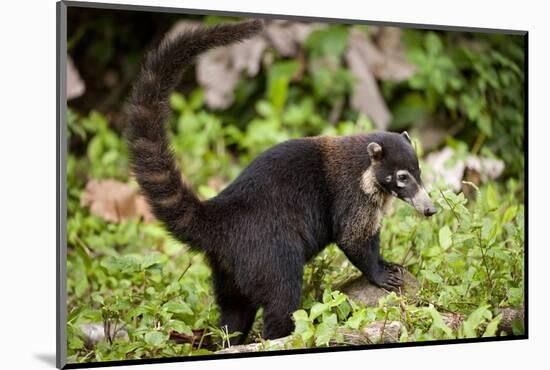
380 259 404 271
371 264 404 291
383 261 403 273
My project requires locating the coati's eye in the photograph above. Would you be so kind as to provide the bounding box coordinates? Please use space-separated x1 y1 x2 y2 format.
396 170 411 188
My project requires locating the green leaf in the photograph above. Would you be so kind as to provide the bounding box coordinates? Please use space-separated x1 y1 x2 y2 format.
74 275 89 298
169 92 186 112
391 93 428 129
314 322 335 346
162 301 193 315
144 331 167 347
197 185 217 199
256 100 274 118
164 239 184 256
346 309 369 330
477 113 493 137
423 270 444 284
322 312 338 327
462 306 492 338
336 300 351 321
502 205 518 224
293 310 314 342
425 32 443 56
292 309 309 322
486 185 498 209
481 218 498 243
322 290 346 307
128 306 151 319
439 226 453 249
167 320 193 336
267 61 300 114
87 137 103 162
190 348 214 356
306 25 349 61
309 303 328 321
91 292 104 305
188 89 204 110
482 314 502 337
461 94 482 121
506 287 523 306
100 256 141 274
427 306 453 337
68 335 85 350
141 252 164 270
512 319 525 335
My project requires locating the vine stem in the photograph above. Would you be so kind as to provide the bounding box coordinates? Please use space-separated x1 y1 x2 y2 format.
477 228 494 293
400 238 416 266
471 133 486 155
439 188 461 226
380 309 389 343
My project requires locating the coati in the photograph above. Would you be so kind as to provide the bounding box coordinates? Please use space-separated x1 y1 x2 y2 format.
127 19 437 344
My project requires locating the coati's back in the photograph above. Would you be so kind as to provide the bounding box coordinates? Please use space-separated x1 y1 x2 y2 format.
204 138 334 259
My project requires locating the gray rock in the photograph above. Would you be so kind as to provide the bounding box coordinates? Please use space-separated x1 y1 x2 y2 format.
334 320 402 345
79 323 128 348
497 307 524 335
339 270 420 308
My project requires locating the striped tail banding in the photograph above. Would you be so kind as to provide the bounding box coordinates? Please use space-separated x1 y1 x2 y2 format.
127 20 264 246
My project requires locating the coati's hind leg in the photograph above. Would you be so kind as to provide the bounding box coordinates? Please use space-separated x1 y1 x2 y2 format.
214 271 259 345
340 231 403 290
261 265 303 340
218 302 257 345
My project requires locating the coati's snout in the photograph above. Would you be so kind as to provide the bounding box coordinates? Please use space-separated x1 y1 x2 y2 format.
393 168 437 217
365 131 437 217
400 181 437 217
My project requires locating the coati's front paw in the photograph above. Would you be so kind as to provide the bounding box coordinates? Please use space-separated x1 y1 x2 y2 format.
380 260 404 273
368 264 404 291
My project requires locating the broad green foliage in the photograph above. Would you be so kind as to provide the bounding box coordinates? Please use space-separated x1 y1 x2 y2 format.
395 31 525 177
68 110 128 181
66 20 524 363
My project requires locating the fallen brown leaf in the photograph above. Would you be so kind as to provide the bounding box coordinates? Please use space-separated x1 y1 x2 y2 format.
80 179 155 223
265 20 322 57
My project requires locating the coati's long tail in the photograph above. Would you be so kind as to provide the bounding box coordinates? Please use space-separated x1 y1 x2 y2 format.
127 20 264 245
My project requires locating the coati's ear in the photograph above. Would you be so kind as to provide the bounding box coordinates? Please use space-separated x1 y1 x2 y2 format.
402 131 412 143
367 142 383 161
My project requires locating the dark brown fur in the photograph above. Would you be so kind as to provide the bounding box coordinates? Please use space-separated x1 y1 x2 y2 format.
127 20 424 343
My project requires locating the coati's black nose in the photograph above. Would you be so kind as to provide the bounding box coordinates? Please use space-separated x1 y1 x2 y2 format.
424 206 437 217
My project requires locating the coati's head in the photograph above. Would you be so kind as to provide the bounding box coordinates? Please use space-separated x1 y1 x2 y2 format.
362 132 437 217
